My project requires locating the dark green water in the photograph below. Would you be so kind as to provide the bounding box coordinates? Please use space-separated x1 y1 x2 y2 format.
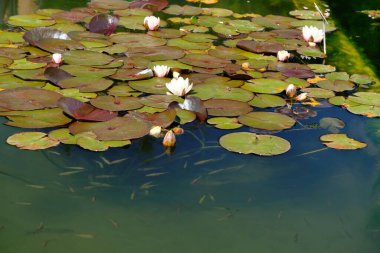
1 0 380 252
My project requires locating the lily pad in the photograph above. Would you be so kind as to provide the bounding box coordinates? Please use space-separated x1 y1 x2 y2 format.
57 76 113 92
63 50 114 66
204 99 252 116
9 59 46 70
219 132 291 156
237 40 284 53
301 88 335 99
163 5 203 16
110 68 153 81
0 108 72 128
140 95 183 109
129 109 176 128
320 134 367 150
7 14 56 28
347 92 380 106
77 136 109 151
69 116 150 140
248 94 286 108
129 77 170 94
90 96 143 111
238 112 296 131
178 54 230 69
346 105 380 118
167 38 211 50
110 33 166 47
242 78 288 94
207 117 242 129
125 46 185 61
316 80 355 92
0 87 62 110
7 132 60 150
88 13 119 36
319 117 345 133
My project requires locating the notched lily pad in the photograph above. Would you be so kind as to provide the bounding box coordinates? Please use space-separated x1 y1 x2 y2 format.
204 99 252 116
238 111 296 131
320 134 367 150
7 132 60 150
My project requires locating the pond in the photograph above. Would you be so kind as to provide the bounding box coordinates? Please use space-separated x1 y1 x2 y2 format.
0 0 380 252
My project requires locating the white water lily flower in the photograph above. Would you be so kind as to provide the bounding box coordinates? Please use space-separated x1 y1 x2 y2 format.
166 75 193 97
137 69 153 76
153 65 170 77
302 25 324 43
52 53 62 64
144 16 160 31
277 50 290 62
286 84 297 98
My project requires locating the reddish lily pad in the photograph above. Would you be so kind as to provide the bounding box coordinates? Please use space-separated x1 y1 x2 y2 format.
110 33 166 47
69 116 150 140
110 68 153 81
320 134 367 150
140 95 183 109
57 76 114 92
129 108 176 128
125 46 185 61
23 27 70 46
44 67 73 85
128 0 169 12
0 87 62 110
88 13 119 36
63 50 114 66
237 40 284 54
163 5 203 16
281 68 315 79
58 97 117 122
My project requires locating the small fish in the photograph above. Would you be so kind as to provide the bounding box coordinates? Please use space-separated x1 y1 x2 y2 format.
140 181 157 190
33 222 45 234
43 239 55 248
277 211 283 219
83 185 96 190
191 176 202 185
208 193 215 201
137 167 159 171
65 166 85 170
95 175 116 179
74 233 95 239
198 194 207 204
90 182 112 188
26 184 45 189
68 186 75 193
109 219 119 229
100 156 111 165
109 158 128 165
59 171 82 176
47 151 60 155
146 172 167 177
94 160 104 169
217 212 233 221
130 190 136 200
183 161 188 168
194 155 225 166
91 196 96 203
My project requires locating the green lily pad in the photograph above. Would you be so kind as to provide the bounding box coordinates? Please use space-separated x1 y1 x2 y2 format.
0 31 24 44
129 109 176 128
289 10 323 20
8 58 46 70
178 54 230 69
301 88 335 99
180 25 209 33
69 116 150 141
204 99 252 116
0 108 72 128
182 33 218 43
208 46 248 60
163 5 203 16
347 92 380 106
350 74 373 85
248 94 286 108
192 83 253 102
90 96 143 111
167 38 212 50
238 111 296 130
242 78 288 94
110 33 166 47
77 136 109 151
0 48 26 60
107 84 142 97
7 14 56 28
125 46 185 61
328 96 346 106
346 104 380 118
48 128 77 144
320 134 367 150
219 132 291 156
148 60 193 70
212 24 240 36
197 16 230 27
297 46 325 58
7 132 59 150
308 64 336 74
63 50 114 66
60 65 116 78
110 68 153 81
207 117 242 130
316 80 355 92
140 95 183 109
175 108 196 124
13 68 47 81
148 28 185 39
129 77 170 95
325 72 350 81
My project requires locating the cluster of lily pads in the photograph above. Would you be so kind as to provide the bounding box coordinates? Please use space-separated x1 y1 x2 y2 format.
0 0 375 155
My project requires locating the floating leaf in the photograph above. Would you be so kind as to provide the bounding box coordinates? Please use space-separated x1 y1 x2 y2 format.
58 97 117 121
69 116 150 140
129 108 176 128
48 128 77 144
9 59 46 70
301 88 335 99
57 76 113 92
60 65 116 78
128 0 169 12
23 27 70 46
8 14 56 28
0 87 62 110
242 78 288 94
77 136 109 151
204 99 252 116
90 96 143 111
63 50 114 66
7 132 59 150
207 117 242 129
320 134 367 150
350 74 373 85
248 94 286 108
129 78 169 94
88 13 119 36
0 108 72 128
316 80 355 92
111 68 153 81
219 132 291 156
347 92 380 106
238 112 296 130
237 40 284 54
163 5 203 16
110 33 166 47
178 54 230 69
44 67 73 85
125 46 185 61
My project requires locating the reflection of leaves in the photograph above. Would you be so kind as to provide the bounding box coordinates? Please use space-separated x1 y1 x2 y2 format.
319 117 345 133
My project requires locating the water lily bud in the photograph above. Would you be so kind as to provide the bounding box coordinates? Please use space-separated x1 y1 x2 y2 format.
277 50 290 62
241 62 250 70
153 65 170 78
172 127 184 135
162 130 176 148
295 92 308 101
149 126 162 138
143 16 160 31
286 84 297 98
52 53 62 64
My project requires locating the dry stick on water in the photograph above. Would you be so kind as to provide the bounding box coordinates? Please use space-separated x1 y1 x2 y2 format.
314 2 328 55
